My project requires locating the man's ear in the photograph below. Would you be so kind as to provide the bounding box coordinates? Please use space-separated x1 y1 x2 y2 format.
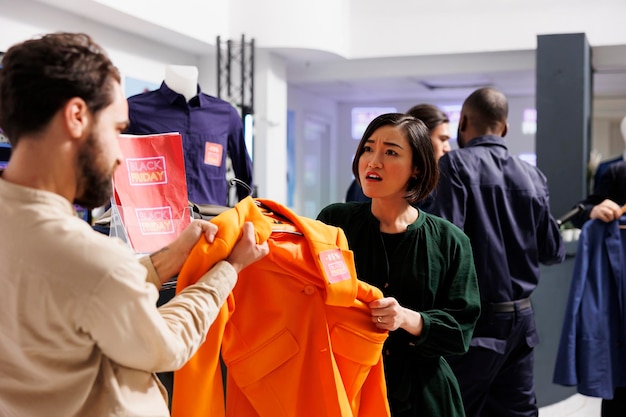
64 97 89 140
502 122 508 138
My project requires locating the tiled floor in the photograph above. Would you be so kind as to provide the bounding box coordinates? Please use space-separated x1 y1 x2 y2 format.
539 394 601 417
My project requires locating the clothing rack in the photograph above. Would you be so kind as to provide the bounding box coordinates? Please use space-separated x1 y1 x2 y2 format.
556 204 584 226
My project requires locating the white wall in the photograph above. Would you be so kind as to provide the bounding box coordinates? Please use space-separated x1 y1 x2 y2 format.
0 0 208 87
93 0 230 44
593 98 626 162
287 87 339 215
348 0 626 58
229 0 351 57
33 0 626 60
253 50 288 203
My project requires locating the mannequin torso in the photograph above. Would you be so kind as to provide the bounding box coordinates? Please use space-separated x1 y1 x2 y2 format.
126 65 254 206
164 65 198 102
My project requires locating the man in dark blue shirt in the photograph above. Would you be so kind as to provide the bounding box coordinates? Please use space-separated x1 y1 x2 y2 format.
425 87 565 417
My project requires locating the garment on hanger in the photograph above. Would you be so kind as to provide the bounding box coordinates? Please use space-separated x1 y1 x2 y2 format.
126 82 253 206
553 218 626 398
170 197 390 417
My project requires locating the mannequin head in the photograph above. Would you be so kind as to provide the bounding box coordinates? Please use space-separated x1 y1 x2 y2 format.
164 65 198 102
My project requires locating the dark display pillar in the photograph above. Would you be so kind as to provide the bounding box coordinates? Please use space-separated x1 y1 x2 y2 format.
533 33 592 408
535 33 592 218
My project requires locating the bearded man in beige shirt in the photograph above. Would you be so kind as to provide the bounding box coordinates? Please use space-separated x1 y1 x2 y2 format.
0 32 269 417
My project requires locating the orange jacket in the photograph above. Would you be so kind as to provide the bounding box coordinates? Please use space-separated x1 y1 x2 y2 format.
172 197 389 417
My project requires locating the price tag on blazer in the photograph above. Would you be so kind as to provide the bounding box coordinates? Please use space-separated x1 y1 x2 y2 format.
319 249 351 283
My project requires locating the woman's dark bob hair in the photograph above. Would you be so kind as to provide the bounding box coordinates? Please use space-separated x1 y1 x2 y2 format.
351 113 438 204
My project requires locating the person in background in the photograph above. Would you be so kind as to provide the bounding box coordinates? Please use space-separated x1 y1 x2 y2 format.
345 104 451 203
406 103 451 160
0 32 268 417
426 87 565 417
318 113 480 417
567 117 626 230
406 103 451 208
345 176 371 202
569 160 626 229
591 115 626 194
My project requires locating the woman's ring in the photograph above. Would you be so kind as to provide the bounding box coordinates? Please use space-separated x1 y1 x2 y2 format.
377 316 383 323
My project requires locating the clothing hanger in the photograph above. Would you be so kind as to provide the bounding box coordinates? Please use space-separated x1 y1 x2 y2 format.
229 177 254 197
254 200 303 236
619 203 626 229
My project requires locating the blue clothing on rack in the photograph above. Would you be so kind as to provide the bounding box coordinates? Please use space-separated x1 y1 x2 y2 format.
126 82 253 206
553 219 626 399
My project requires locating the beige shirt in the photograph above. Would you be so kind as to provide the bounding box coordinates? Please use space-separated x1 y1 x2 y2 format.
0 178 237 417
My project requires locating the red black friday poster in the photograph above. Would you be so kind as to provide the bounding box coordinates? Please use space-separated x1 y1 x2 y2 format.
112 132 190 253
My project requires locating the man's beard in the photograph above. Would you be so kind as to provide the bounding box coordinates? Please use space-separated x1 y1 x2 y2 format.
73 130 116 210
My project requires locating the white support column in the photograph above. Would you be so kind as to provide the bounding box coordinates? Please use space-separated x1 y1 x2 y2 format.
252 50 288 204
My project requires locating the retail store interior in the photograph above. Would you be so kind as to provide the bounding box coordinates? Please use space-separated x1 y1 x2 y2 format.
2 1 626 415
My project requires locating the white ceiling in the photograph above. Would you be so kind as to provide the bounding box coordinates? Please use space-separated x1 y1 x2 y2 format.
283 44 626 104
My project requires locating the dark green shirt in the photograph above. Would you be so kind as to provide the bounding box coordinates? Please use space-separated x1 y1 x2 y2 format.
317 202 480 417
